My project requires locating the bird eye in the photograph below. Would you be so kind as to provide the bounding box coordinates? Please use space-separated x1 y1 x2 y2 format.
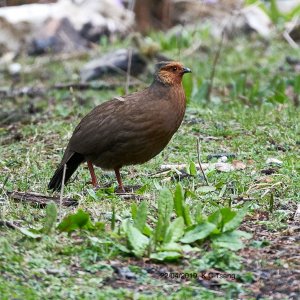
172 67 177 71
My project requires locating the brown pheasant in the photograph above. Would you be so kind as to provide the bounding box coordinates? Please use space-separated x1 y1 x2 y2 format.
48 61 191 192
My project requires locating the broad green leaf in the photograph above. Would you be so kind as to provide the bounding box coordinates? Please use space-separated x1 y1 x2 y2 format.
131 203 137 219
164 217 185 244
233 230 252 239
150 251 182 261
197 186 216 194
195 204 207 224
269 0 281 23
181 244 201 253
220 207 236 229
18 227 42 239
157 242 182 252
159 242 182 252
287 5 300 21
134 201 147 232
142 223 153 237
207 210 222 226
136 184 148 195
155 188 173 242
180 222 216 243
158 188 173 221
126 221 149 257
211 230 252 251
57 209 92 233
94 222 105 231
185 189 197 199
174 183 184 218
189 161 197 176
183 204 192 226
42 202 57 234
111 204 116 231
154 216 165 243
113 242 131 254
223 203 250 232
87 188 98 201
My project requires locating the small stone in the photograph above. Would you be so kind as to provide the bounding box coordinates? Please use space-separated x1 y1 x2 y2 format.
219 156 228 162
80 49 147 81
8 63 21 75
266 158 283 166
215 162 234 172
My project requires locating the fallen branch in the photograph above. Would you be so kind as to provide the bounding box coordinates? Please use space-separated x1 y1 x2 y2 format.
0 86 45 98
160 161 246 173
283 31 299 49
52 81 139 91
0 220 16 229
7 191 77 208
0 81 141 98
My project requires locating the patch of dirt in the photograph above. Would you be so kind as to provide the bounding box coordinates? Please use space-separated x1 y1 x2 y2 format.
96 211 300 299
240 213 300 299
7 191 78 207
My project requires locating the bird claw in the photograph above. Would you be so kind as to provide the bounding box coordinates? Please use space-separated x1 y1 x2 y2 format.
87 181 100 190
115 185 142 194
115 186 126 194
94 185 101 190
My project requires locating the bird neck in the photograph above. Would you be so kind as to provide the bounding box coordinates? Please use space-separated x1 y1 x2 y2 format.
151 77 183 90
149 79 186 126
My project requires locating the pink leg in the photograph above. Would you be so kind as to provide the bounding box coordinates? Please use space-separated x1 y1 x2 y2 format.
114 168 125 192
87 161 98 187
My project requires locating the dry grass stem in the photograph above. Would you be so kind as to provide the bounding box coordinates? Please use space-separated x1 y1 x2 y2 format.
196 138 209 185
59 164 67 221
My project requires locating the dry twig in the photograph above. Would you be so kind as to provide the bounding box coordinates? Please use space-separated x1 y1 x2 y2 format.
126 48 133 94
59 164 67 221
7 191 77 207
196 138 209 185
125 0 136 94
206 29 225 102
0 220 16 229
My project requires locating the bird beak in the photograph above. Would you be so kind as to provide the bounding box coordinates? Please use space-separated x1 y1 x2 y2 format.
182 67 192 74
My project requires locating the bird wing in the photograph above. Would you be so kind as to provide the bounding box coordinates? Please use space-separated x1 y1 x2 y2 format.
67 98 124 155
67 85 179 160
67 90 153 156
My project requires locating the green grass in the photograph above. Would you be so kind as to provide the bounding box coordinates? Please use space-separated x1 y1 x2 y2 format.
0 26 299 299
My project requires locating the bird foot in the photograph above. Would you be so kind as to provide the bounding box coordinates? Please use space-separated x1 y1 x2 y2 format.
94 185 101 191
87 181 101 190
115 186 126 194
114 185 142 194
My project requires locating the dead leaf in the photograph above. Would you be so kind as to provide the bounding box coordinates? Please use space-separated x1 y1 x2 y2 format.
215 162 234 172
256 176 274 183
232 160 247 170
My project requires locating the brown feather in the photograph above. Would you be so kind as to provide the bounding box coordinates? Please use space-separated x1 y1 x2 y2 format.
48 61 191 191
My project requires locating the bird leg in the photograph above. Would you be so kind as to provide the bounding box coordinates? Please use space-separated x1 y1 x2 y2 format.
87 161 98 187
114 168 125 192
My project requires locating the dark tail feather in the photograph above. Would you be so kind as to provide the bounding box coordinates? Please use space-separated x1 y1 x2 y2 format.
48 152 85 191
